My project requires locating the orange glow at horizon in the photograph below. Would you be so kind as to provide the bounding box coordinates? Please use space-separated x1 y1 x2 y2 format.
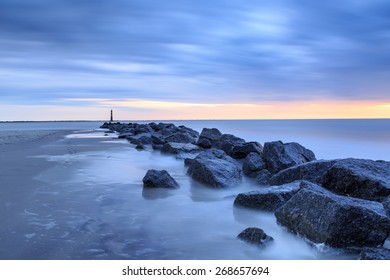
1 99 389 121
97 99 390 120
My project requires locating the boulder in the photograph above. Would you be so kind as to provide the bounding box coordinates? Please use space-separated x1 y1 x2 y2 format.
142 170 179 189
196 128 222 146
234 182 301 211
275 181 390 248
161 142 200 155
197 138 212 149
269 160 337 186
322 158 390 201
242 152 267 178
187 149 242 188
359 247 390 260
232 142 263 159
382 196 390 218
129 135 153 145
256 170 272 185
165 132 197 144
215 134 246 156
263 141 316 174
237 227 273 247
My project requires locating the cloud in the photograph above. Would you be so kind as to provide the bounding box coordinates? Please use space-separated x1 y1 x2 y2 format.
0 0 390 119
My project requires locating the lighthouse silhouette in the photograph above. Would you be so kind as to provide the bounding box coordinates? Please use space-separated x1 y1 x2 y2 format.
110 110 113 122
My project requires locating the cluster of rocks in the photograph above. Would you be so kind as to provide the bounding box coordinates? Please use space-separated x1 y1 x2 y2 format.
101 121 390 259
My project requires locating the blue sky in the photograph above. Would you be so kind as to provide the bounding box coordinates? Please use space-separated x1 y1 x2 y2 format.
0 0 390 120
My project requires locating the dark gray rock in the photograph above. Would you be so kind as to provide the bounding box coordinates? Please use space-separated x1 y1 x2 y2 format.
151 135 165 145
232 142 263 159
196 128 222 146
165 132 197 144
269 160 338 186
359 247 390 260
130 135 153 145
187 149 242 188
256 170 272 185
243 152 267 178
135 144 145 150
215 134 246 156
275 181 390 248
383 196 390 218
322 158 390 201
263 141 316 174
142 169 179 189
197 138 212 149
178 125 199 139
234 182 301 211
161 142 200 155
237 227 273 247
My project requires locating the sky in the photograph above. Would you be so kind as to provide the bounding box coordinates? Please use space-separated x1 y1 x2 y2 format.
0 0 390 121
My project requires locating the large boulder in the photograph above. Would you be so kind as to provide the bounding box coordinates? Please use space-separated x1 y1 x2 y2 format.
275 181 390 248
359 247 390 260
263 141 316 174
196 128 222 147
242 152 267 178
383 196 390 218
142 170 180 189
215 134 246 156
234 182 301 211
161 142 200 155
187 149 242 188
237 227 273 247
256 170 272 185
164 132 197 144
322 158 390 201
269 160 337 186
232 141 263 159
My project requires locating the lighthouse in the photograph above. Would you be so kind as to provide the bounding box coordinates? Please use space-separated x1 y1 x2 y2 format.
110 110 113 122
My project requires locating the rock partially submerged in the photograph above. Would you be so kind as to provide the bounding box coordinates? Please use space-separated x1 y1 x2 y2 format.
161 142 200 155
359 247 390 260
322 158 390 201
269 160 337 186
234 182 301 211
242 152 267 178
275 181 390 248
142 170 180 189
187 149 242 188
237 227 273 247
263 141 316 174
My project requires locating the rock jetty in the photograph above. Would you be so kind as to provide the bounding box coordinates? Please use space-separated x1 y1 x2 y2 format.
101 121 390 259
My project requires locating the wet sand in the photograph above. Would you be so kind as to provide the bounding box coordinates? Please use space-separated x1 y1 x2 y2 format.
0 130 125 259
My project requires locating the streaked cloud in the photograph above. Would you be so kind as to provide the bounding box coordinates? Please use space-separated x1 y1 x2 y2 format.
0 0 390 120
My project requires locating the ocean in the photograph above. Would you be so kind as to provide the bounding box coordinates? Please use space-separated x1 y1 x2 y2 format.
0 119 389 260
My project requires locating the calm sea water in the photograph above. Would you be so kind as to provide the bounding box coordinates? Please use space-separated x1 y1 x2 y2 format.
0 119 389 260
1 119 389 160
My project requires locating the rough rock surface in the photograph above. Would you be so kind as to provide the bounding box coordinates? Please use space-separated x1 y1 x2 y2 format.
161 142 200 155
263 141 316 174
187 149 242 188
322 158 390 201
275 181 390 248
382 196 390 218
234 182 301 211
237 227 273 247
142 170 180 189
269 160 337 186
256 170 272 185
232 142 263 159
215 134 246 156
242 152 267 178
359 247 390 260
196 128 222 146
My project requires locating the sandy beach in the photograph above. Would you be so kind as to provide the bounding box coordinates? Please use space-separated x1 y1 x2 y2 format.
0 129 130 259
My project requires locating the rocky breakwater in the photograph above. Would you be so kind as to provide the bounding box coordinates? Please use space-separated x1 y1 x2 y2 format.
101 121 390 259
